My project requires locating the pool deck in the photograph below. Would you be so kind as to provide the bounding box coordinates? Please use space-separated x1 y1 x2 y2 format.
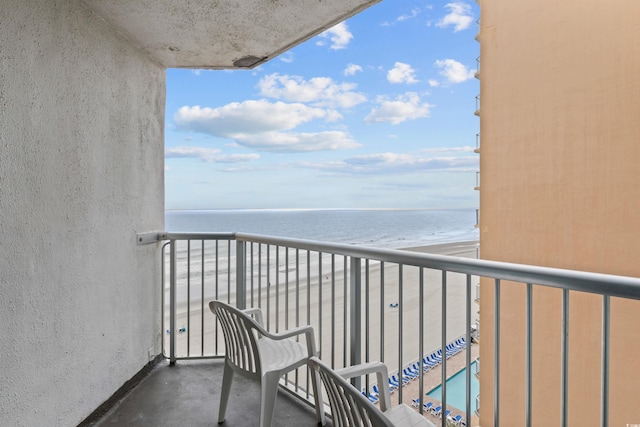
387 342 480 426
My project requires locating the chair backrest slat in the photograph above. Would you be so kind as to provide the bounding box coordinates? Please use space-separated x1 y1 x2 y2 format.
211 301 262 377
310 358 392 427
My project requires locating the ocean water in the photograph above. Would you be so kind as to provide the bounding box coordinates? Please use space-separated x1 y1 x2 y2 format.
165 208 478 249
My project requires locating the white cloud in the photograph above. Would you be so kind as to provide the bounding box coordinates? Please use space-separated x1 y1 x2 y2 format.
421 146 475 153
344 63 363 76
383 7 422 26
436 2 474 32
387 62 419 84
398 8 421 22
364 92 432 125
434 59 475 83
258 73 366 108
428 79 440 87
317 22 353 50
279 52 294 63
174 101 330 136
232 131 360 153
299 152 478 175
166 146 260 163
173 101 359 153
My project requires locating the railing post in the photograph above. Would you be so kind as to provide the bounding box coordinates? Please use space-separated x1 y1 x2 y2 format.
350 257 362 389
169 240 177 366
601 295 610 427
236 239 246 309
494 279 500 427
561 289 569 426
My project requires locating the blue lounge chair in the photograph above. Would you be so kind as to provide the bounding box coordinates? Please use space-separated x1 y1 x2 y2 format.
388 377 399 389
391 374 407 386
422 357 437 368
411 366 422 376
411 362 427 373
372 384 380 396
412 398 421 407
362 390 378 404
450 414 463 425
425 355 440 366
423 402 434 412
430 405 442 417
441 409 451 419
402 368 416 380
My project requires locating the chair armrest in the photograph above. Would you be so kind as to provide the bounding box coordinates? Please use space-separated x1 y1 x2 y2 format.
335 362 391 412
258 324 318 358
241 307 264 326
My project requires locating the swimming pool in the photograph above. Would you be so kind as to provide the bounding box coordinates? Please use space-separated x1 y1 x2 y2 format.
426 360 479 414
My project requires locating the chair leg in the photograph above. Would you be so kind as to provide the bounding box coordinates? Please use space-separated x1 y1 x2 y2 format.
309 368 326 426
218 362 235 424
260 372 281 427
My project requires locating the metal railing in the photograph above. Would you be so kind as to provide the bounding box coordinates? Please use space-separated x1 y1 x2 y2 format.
162 232 640 427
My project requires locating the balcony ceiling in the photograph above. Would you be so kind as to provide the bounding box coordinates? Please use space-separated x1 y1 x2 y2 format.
82 0 380 69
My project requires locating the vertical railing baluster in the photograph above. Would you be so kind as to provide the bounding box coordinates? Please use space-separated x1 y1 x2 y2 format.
441 271 447 427
601 295 610 427
236 240 246 310
418 268 425 414
526 283 532 427
561 289 569 426
215 240 219 354
285 247 289 332
343 257 348 368
318 252 323 358
227 240 231 304
201 240 205 356
295 248 300 391
169 239 176 365
187 240 191 356
266 245 270 330
250 242 254 307
275 246 280 332
380 262 385 362
331 254 336 368
494 278 501 427
350 257 362 390
398 265 404 404
365 259 370 365
306 250 311 400
161 242 169 359
466 274 472 424
258 244 262 309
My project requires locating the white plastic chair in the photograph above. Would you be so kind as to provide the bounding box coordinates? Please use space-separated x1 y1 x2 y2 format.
309 356 436 427
210 300 325 427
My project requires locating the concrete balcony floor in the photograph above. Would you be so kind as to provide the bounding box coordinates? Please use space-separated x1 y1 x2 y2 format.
89 359 320 427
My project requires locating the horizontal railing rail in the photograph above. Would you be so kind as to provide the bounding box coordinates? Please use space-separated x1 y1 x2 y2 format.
162 231 640 427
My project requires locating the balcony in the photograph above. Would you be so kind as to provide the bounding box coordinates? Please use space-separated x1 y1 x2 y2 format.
86 358 319 426
85 232 640 426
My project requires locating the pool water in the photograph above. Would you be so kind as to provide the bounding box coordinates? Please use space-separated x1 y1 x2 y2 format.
426 360 479 413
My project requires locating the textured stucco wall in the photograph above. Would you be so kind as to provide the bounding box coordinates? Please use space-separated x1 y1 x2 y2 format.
0 1 165 425
478 1 640 426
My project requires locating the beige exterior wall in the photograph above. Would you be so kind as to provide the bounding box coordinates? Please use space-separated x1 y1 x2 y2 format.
478 1 640 426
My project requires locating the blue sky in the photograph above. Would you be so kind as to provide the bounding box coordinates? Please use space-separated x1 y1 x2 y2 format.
165 1 479 210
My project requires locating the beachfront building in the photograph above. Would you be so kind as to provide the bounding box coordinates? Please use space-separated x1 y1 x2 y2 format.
476 1 640 426
0 1 379 425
